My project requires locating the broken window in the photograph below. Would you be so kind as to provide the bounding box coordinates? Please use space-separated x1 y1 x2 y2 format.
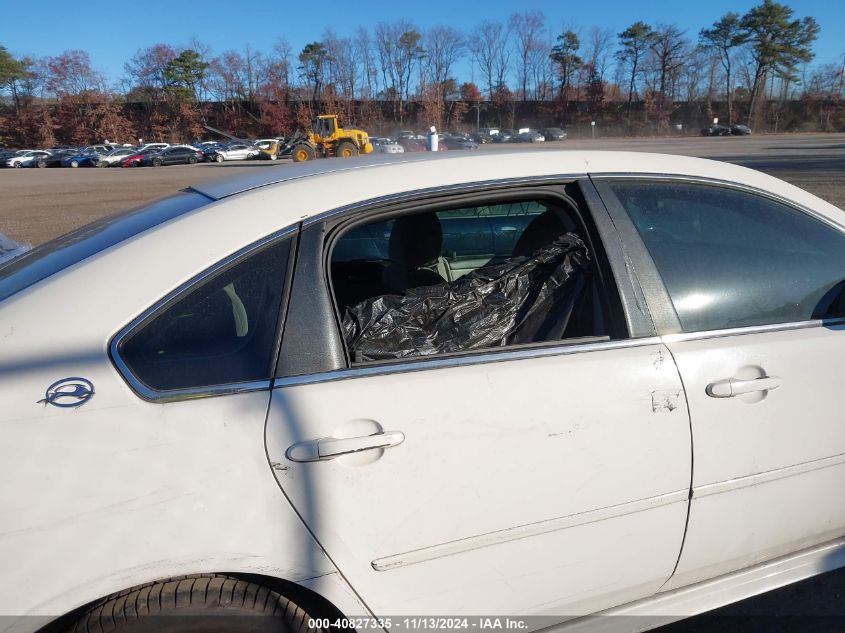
330 196 612 363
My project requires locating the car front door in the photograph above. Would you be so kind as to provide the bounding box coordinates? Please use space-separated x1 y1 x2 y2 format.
265 183 693 619
595 178 845 589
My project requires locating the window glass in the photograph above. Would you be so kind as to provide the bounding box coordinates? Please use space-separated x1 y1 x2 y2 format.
606 181 845 332
331 198 607 363
119 238 291 391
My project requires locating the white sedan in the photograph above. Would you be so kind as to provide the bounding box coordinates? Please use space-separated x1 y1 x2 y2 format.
371 137 405 154
96 147 137 166
209 142 261 162
1 152 844 632
5 150 51 168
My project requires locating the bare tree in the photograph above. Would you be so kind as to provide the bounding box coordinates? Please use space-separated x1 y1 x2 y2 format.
355 27 376 99
468 20 510 99
509 10 545 100
374 21 424 123
425 26 464 87
585 27 615 83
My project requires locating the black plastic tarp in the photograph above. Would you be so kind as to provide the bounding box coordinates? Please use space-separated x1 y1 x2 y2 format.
342 233 590 361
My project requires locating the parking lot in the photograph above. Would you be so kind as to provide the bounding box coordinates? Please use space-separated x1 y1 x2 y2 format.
1 132 843 246
1 133 844 629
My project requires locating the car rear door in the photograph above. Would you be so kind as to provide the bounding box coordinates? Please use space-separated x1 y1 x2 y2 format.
264 181 693 618
594 178 845 589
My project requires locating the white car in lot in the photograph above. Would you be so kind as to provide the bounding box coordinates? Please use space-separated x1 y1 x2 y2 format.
96 147 137 166
1 152 845 632
371 137 405 154
5 150 51 168
209 142 261 162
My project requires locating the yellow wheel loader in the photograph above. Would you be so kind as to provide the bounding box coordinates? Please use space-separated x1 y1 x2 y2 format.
289 114 374 162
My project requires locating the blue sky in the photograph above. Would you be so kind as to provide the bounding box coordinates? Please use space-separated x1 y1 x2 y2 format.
1 0 842 85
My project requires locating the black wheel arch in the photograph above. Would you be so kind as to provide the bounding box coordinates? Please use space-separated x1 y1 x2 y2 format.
35 573 349 633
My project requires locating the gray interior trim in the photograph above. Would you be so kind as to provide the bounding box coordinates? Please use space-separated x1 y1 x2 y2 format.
273 337 662 388
110 226 298 403
591 178 685 336
577 179 656 338
661 316 845 343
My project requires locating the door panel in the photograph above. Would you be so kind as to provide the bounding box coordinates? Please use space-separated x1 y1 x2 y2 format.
266 342 691 617
595 178 845 589
662 324 845 589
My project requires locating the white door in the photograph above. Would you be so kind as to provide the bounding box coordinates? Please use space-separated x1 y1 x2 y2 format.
265 192 693 618
267 343 690 618
599 179 845 589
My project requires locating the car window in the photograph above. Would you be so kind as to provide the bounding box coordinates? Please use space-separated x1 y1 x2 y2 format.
117 237 292 392
330 195 611 363
605 180 845 332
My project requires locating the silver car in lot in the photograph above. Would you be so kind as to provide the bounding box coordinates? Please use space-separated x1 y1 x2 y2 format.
208 142 261 162
1 152 844 632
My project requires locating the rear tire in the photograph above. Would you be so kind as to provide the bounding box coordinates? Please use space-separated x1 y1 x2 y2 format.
293 144 316 163
152 158 162 167
69 575 320 633
336 141 358 158
215 154 224 163
70 160 79 168
188 156 197 164
37 160 46 168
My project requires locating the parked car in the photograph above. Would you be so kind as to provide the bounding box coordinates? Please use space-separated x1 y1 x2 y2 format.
492 129 516 142
95 147 137 167
2 151 845 632
5 150 51 168
148 145 204 166
208 142 261 162
32 150 78 168
541 127 568 141
440 135 479 150
136 143 170 154
731 124 752 136
371 137 405 154
471 131 494 144
199 143 227 161
119 150 160 168
516 131 546 143
701 124 732 136
60 150 104 168
398 138 426 152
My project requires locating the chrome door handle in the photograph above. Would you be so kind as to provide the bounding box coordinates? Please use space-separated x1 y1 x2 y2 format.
706 376 782 398
286 431 405 463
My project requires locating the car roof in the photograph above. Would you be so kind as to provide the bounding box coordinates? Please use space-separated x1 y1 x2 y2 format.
185 150 845 235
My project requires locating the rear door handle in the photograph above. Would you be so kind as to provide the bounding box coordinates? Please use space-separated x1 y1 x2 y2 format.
706 376 782 398
286 431 405 462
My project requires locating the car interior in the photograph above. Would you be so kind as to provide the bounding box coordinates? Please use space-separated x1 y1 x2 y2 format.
329 189 615 363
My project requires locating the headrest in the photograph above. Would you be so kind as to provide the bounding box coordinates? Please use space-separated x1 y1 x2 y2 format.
388 212 443 267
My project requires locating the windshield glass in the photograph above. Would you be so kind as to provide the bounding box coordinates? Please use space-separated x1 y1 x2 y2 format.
0 191 212 303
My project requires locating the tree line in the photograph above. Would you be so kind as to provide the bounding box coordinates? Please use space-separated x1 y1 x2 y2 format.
0 0 840 147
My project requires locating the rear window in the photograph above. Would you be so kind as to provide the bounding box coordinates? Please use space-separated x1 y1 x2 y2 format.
0 191 211 303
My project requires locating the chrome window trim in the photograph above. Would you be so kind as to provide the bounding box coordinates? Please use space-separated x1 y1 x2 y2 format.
109 225 298 403
591 173 845 234
301 174 585 228
660 317 845 344
273 336 662 389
